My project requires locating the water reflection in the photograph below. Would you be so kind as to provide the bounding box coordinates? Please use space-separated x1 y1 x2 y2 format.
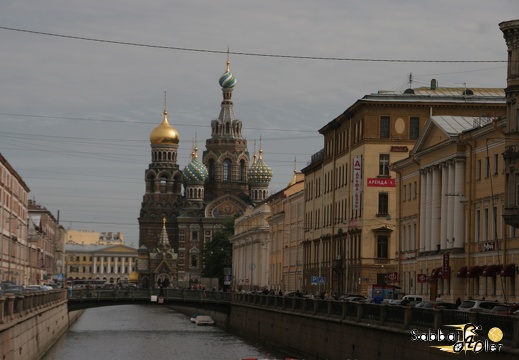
42 305 285 360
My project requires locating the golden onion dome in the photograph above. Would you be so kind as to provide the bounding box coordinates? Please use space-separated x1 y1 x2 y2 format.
149 110 179 145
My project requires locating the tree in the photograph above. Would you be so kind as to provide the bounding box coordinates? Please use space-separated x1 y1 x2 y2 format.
202 217 234 286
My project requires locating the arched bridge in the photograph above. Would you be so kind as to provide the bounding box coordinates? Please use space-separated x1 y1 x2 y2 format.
67 288 232 312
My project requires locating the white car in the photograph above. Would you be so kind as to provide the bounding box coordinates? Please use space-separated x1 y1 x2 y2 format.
194 315 215 326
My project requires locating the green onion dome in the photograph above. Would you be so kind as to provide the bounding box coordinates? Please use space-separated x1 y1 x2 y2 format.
183 148 208 182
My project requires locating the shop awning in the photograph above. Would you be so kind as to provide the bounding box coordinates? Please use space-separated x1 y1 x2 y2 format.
482 265 501 277
466 266 482 278
500 264 516 277
457 266 467 278
431 267 442 278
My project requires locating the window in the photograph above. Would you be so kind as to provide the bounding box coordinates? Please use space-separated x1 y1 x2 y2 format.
377 235 388 258
380 116 390 138
477 159 482 180
494 154 499 175
192 231 198 242
240 160 246 181
485 156 490 178
403 185 407 202
208 159 215 180
378 192 389 215
379 154 390 176
223 159 231 181
410 117 419 139
190 255 198 268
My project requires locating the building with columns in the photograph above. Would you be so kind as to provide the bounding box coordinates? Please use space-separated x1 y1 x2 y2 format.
231 202 271 291
64 242 137 285
302 83 507 298
266 170 304 293
137 57 272 289
392 116 512 302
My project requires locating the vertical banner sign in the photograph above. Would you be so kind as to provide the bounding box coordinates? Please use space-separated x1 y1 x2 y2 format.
442 253 450 279
353 156 362 210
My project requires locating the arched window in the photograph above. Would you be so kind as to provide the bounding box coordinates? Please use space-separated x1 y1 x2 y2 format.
223 159 231 181
160 176 167 193
240 159 246 181
208 159 215 180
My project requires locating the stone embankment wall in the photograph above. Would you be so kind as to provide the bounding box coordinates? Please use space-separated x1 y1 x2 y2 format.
0 291 82 360
228 303 519 360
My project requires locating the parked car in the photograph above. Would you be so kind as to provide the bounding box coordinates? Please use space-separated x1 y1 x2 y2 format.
414 301 457 309
457 300 504 313
401 295 424 306
25 285 43 292
489 304 519 315
339 295 366 302
4 285 24 294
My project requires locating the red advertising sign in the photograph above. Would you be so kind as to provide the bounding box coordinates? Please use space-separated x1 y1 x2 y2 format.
353 157 362 210
385 272 398 283
367 178 396 187
417 273 427 284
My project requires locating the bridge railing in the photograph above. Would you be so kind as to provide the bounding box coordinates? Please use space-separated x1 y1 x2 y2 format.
0 290 67 325
232 293 519 348
68 287 232 304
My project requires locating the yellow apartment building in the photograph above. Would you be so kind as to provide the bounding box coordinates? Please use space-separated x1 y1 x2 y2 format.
302 84 507 298
266 171 304 293
392 116 517 303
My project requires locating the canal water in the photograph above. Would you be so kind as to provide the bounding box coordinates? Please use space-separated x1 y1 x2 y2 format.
42 305 289 360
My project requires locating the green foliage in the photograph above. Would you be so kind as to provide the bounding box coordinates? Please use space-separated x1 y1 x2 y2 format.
202 218 234 284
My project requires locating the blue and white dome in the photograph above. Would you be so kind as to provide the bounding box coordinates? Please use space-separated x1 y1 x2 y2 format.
183 148 208 183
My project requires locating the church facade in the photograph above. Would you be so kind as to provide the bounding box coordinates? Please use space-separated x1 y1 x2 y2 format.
136 58 272 289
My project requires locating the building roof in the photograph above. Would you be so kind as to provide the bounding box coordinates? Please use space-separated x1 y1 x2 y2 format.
363 87 505 103
429 115 490 135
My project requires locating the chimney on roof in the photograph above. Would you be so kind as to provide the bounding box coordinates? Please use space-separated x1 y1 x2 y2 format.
431 79 437 90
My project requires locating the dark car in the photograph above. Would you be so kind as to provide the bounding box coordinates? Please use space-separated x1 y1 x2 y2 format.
489 304 519 315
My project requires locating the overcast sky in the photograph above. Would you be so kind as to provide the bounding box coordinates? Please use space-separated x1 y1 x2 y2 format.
0 1 516 247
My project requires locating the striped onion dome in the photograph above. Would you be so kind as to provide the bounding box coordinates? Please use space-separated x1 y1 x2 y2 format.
219 57 237 89
248 149 273 186
183 148 208 183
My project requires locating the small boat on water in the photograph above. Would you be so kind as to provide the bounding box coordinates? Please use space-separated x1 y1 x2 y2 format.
190 313 203 323
194 315 215 326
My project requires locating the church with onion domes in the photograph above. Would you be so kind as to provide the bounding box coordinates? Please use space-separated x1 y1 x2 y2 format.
136 57 273 289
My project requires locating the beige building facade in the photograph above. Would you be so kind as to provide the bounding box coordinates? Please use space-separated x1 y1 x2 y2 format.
231 202 271 291
65 243 137 285
266 171 305 293
302 85 507 298
393 116 516 302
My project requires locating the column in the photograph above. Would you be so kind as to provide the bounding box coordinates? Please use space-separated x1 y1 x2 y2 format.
454 159 465 248
425 169 433 251
100 257 105 274
93 256 97 275
121 257 126 275
107 257 111 275
431 166 441 251
446 161 455 249
440 163 449 249
114 257 118 274
419 170 427 252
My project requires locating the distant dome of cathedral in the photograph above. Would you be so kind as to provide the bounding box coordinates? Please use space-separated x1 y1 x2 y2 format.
149 111 180 145
183 148 208 182
249 149 273 185
219 57 237 89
